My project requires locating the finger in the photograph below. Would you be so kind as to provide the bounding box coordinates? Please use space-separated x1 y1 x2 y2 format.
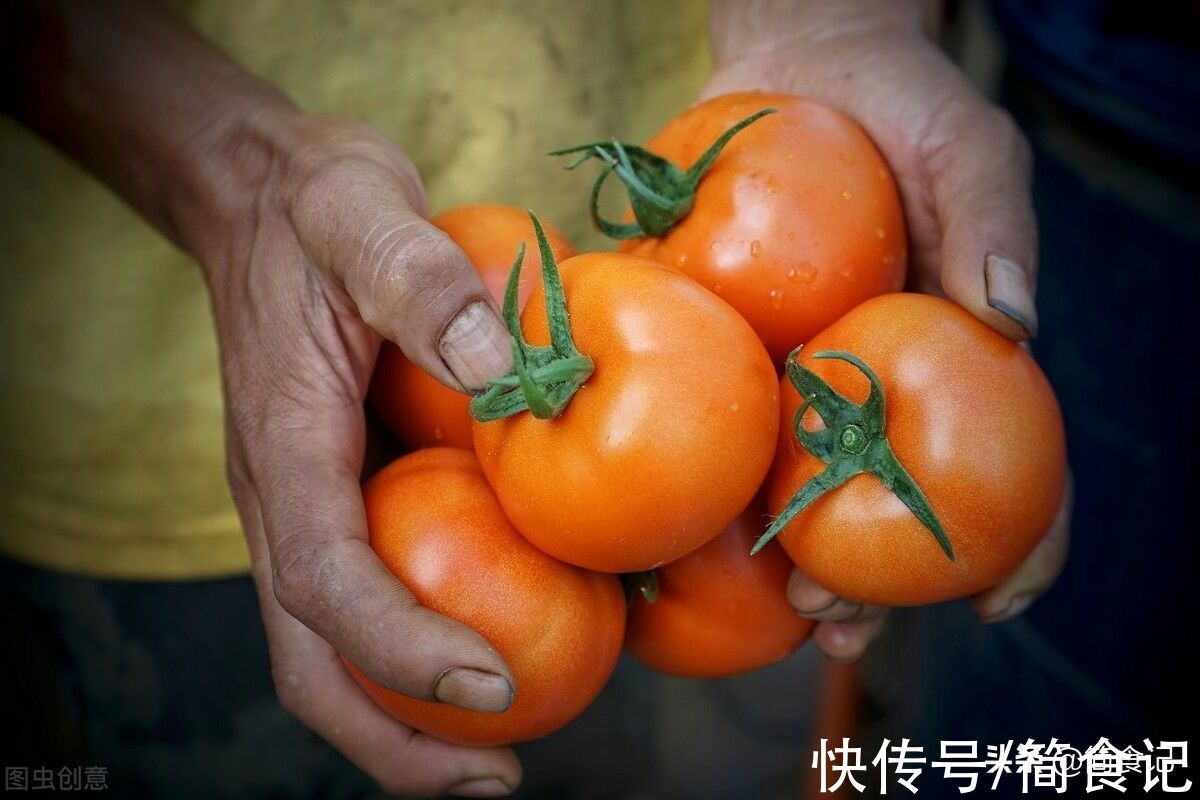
237 482 521 798
971 473 1074 624
232 393 515 714
927 102 1040 341
787 568 890 622
813 618 886 663
268 601 521 797
293 156 512 391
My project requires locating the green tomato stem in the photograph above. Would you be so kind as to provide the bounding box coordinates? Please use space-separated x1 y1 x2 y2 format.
468 213 594 422
751 349 954 561
549 108 777 239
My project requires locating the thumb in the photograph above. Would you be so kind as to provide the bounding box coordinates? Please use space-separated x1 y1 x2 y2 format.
930 105 1040 341
293 159 513 391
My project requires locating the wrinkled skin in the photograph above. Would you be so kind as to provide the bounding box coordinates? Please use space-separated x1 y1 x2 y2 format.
706 0 1074 661
347 448 626 746
370 205 575 450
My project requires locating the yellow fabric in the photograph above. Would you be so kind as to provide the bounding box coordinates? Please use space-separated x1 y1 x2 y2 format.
0 0 709 580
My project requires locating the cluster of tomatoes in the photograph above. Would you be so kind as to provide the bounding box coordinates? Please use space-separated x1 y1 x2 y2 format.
353 92 1067 746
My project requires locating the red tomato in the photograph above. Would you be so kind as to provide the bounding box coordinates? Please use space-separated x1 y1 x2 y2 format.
345 447 625 745
369 205 575 449
471 247 780 574
558 91 906 365
764 294 1066 605
624 498 814 678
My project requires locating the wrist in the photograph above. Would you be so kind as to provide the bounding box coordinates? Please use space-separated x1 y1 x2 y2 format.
709 0 940 70
170 97 302 270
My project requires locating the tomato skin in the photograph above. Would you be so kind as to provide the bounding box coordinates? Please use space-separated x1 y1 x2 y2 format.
625 499 814 678
623 91 906 365
472 253 780 574
766 294 1067 606
345 447 625 746
369 205 575 450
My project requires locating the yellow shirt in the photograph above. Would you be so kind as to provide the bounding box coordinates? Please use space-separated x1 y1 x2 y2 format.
0 0 709 579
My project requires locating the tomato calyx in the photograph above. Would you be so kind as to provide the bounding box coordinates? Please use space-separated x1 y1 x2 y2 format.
621 570 660 605
752 348 955 561
469 212 594 422
550 108 776 239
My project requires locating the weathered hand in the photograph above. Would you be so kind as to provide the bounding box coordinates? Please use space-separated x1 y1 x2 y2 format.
705 0 1070 660
201 110 520 797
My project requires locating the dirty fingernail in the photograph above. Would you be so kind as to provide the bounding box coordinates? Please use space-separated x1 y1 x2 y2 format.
447 777 513 797
439 301 513 391
434 667 514 713
985 254 1038 339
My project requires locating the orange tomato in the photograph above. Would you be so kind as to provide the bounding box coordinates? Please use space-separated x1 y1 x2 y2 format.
595 91 906 365
765 294 1066 605
345 447 625 745
624 498 814 678
369 204 575 449
472 252 780 574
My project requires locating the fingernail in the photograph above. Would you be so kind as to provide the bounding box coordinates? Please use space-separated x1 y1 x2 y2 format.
439 302 513 392
447 777 513 797
982 592 1036 624
434 667 514 713
985 255 1038 339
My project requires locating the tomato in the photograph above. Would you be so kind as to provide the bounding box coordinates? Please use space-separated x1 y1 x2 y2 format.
624 498 814 678
470 217 780 574
762 293 1066 606
556 91 906 365
369 204 575 449
344 447 625 746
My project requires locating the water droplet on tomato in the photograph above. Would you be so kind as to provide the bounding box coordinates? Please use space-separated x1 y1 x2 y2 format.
790 265 816 283
433 427 444 440
769 289 784 309
842 190 853 201
729 402 740 412
875 227 886 239
750 240 762 258
676 253 688 266
787 232 796 242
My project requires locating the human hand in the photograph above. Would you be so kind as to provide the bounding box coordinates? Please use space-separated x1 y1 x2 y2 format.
200 109 521 797
6 1 521 790
705 0 1071 660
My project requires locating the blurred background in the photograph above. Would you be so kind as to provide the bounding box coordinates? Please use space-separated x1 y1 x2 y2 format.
2 1 1197 798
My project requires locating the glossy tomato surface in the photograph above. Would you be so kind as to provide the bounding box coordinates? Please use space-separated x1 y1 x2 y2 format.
369 205 575 449
767 294 1066 605
472 253 780 573
624 91 906 365
625 499 814 678
345 447 625 745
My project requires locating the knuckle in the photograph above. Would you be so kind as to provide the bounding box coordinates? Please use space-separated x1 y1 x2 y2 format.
357 223 469 329
270 540 325 620
291 153 371 229
272 668 310 719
